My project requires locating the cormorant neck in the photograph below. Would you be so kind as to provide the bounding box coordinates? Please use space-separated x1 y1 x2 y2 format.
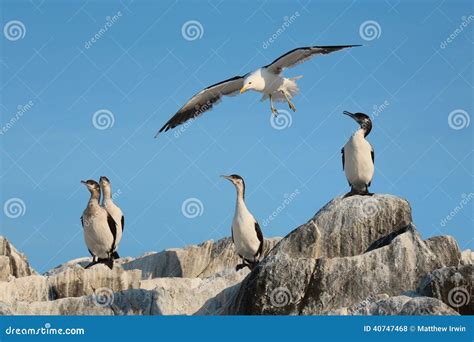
235 187 246 210
361 121 372 137
102 187 112 202
88 191 100 205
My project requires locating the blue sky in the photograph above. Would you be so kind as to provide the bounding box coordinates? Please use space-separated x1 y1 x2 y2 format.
0 0 472 273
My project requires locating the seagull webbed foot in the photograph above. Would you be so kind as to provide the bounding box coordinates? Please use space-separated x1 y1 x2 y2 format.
271 107 279 116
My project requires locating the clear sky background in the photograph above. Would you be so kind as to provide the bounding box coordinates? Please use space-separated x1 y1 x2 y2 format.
1 0 472 273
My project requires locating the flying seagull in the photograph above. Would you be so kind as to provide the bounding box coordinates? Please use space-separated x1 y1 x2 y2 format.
156 44 360 136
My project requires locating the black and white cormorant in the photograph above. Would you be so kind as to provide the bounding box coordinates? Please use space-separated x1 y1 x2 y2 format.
99 176 124 260
221 174 264 271
80 179 118 269
341 111 375 197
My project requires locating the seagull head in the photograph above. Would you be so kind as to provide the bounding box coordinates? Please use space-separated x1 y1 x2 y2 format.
240 70 265 94
343 111 372 136
81 179 100 193
221 174 246 197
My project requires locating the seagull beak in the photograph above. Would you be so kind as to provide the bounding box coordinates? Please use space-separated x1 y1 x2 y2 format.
240 86 248 94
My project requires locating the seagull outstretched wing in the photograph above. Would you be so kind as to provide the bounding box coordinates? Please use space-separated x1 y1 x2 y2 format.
156 75 244 136
264 45 360 74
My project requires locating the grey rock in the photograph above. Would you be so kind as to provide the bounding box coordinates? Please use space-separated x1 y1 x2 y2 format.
145 269 249 315
267 194 412 260
460 249 473 265
7 289 155 316
299 232 460 314
121 237 281 279
417 264 473 315
47 264 141 299
0 236 36 280
0 264 142 305
329 295 459 315
230 196 461 315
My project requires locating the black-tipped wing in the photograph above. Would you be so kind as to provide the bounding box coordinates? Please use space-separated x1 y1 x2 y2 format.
265 45 361 74
341 147 345 171
157 75 245 135
371 146 375 165
107 214 118 253
121 215 125 232
254 221 264 258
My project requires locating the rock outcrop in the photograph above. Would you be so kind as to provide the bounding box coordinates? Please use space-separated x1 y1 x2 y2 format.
228 195 462 315
121 237 281 279
0 236 36 280
328 294 459 315
0 194 469 316
417 264 473 315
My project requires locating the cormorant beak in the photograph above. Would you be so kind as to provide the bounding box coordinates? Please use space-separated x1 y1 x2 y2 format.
343 111 354 118
220 175 232 181
80 180 86 184
239 86 248 94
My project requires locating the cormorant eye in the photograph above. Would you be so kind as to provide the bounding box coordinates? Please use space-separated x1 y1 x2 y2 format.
248 82 252 84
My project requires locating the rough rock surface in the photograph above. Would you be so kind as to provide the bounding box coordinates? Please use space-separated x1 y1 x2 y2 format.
229 195 462 315
460 249 473 265
417 264 473 315
0 194 468 316
267 194 412 260
0 236 264 315
121 237 281 279
0 236 36 280
328 294 459 315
